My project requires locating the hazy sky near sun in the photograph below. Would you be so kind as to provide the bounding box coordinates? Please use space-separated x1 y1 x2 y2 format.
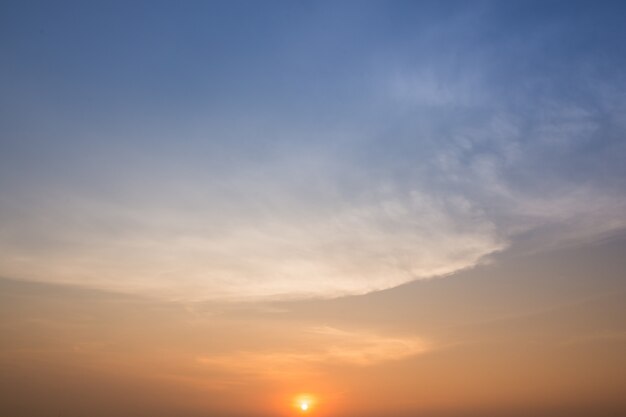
1 2 626 416
2 0 626 300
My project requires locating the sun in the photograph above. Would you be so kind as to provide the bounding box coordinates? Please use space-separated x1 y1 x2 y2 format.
293 393 316 413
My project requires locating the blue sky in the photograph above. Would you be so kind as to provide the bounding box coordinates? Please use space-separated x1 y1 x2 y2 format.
1 1 626 299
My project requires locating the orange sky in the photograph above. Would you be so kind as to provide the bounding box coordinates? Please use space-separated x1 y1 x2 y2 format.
2 236 625 417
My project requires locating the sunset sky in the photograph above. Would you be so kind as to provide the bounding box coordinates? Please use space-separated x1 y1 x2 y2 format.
1 1 626 416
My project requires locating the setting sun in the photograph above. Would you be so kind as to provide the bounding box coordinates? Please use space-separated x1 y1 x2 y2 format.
293 394 316 413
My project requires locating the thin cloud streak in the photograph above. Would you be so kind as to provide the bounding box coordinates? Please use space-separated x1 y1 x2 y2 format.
196 326 430 379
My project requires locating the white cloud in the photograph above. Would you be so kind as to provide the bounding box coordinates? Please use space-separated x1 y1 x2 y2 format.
0 169 504 300
2 6 626 301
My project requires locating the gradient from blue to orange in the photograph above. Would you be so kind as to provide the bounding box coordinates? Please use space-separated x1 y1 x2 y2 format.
1 1 626 416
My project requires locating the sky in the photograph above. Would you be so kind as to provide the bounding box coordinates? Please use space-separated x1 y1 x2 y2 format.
1 1 626 416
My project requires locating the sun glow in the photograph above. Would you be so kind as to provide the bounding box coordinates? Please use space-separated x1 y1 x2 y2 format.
293 394 316 413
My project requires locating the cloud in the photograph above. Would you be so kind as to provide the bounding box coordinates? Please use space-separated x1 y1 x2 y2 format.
1 3 625 301
0 152 505 300
196 327 429 379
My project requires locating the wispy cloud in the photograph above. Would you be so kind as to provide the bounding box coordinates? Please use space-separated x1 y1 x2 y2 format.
1 2 625 301
196 327 429 379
